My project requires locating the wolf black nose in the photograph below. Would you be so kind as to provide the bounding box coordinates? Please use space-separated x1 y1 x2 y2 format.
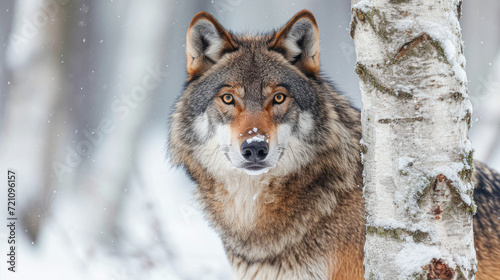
241 141 269 163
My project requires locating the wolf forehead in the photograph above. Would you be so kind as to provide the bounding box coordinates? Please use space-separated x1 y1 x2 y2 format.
183 36 320 116
185 46 317 115
182 10 323 116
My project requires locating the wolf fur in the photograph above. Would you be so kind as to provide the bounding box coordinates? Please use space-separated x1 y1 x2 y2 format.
168 10 500 279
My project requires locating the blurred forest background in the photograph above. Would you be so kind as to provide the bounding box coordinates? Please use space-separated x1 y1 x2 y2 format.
0 0 499 279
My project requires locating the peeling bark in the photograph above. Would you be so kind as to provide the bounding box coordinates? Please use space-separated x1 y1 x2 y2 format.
351 0 476 279
423 258 455 280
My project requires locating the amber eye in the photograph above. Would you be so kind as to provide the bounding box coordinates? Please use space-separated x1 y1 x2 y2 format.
221 94 234 105
273 93 286 104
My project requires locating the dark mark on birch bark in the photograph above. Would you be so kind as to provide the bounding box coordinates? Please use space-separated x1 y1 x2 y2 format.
434 205 443 220
395 33 431 60
378 117 424 124
354 63 413 99
423 258 455 280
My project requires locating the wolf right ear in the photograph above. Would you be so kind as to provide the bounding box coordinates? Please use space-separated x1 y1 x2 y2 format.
186 12 238 80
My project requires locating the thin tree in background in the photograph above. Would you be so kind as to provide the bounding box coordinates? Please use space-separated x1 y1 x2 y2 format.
351 0 476 278
471 50 500 168
1 0 69 241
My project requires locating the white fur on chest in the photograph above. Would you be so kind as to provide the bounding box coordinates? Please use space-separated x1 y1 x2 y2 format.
220 173 269 227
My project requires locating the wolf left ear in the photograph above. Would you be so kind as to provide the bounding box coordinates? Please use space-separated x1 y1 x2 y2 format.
186 12 238 80
269 10 320 78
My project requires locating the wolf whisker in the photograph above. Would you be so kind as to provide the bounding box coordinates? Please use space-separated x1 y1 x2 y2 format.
207 145 221 167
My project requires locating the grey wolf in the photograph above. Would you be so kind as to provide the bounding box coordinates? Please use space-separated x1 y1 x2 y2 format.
168 10 500 279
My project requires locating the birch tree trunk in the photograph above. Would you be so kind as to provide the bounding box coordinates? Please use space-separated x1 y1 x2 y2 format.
350 0 477 279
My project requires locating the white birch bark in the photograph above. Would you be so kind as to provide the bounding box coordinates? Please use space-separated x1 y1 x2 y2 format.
350 0 477 279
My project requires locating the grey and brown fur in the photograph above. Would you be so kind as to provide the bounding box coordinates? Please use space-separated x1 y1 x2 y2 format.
168 10 500 279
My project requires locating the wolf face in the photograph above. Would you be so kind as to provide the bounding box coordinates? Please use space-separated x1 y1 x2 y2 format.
170 11 331 178
168 11 364 262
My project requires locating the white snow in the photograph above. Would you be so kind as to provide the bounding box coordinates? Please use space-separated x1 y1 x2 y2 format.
246 134 265 144
352 0 372 12
395 240 445 278
397 156 414 174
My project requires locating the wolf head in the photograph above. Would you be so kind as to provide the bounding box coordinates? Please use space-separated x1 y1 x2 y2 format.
169 10 359 181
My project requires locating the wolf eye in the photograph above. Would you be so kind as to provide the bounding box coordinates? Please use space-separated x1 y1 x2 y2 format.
273 93 286 104
221 94 234 105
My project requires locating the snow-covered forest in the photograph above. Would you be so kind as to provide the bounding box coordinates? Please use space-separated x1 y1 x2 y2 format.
0 0 499 279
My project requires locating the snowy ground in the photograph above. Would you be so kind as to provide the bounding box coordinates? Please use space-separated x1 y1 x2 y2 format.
0 128 232 280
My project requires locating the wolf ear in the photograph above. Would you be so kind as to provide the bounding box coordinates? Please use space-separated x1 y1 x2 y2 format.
269 10 320 78
186 12 238 80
